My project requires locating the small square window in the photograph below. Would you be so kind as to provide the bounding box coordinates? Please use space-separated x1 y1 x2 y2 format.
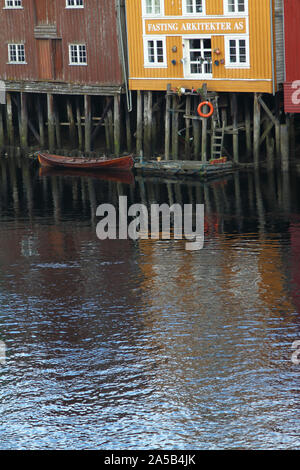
69 44 87 65
8 43 26 63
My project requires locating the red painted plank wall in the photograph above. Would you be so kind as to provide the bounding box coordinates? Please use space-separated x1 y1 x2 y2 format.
284 0 300 112
284 0 300 83
0 0 123 86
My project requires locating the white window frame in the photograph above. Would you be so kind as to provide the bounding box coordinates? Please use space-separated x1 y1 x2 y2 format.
143 37 167 68
182 0 206 16
8 43 26 64
224 0 248 15
69 44 87 65
182 37 213 79
224 36 250 68
66 0 84 8
142 0 164 16
4 0 23 8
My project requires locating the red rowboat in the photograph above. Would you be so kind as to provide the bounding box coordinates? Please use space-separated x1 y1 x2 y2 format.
37 152 134 171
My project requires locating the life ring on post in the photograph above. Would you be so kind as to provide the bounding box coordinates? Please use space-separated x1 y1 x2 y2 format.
197 101 214 118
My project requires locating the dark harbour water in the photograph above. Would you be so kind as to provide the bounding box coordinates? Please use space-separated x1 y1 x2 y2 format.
0 154 300 450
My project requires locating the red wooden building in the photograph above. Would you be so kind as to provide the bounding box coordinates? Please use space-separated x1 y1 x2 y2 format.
283 0 300 113
0 0 129 153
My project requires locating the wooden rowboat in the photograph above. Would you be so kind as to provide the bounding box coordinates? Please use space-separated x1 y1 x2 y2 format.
37 152 134 171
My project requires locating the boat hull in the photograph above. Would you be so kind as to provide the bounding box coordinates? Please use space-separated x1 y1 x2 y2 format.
37 153 134 171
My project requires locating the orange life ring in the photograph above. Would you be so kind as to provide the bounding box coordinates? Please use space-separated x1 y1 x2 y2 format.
197 101 214 118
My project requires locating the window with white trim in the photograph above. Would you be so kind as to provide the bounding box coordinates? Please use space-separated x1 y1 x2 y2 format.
183 0 205 15
66 0 84 7
225 37 249 67
183 38 212 77
5 0 22 7
8 44 26 63
224 0 247 14
69 44 87 65
143 0 163 16
144 37 166 67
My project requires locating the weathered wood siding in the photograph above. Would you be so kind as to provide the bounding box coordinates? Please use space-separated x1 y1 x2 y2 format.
0 0 124 88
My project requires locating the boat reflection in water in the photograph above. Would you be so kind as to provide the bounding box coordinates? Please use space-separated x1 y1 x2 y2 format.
38 167 135 185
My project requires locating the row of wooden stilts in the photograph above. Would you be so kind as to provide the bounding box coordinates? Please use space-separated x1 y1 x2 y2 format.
0 89 296 171
0 92 127 155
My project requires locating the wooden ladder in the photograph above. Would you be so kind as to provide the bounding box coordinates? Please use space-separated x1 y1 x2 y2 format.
210 97 225 159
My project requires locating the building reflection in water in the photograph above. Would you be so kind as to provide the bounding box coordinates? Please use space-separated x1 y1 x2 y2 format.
0 153 300 448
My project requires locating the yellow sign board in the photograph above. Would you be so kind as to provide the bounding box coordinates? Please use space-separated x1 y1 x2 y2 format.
145 18 247 35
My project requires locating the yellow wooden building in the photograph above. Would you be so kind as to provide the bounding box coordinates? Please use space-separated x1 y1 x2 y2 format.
126 0 284 94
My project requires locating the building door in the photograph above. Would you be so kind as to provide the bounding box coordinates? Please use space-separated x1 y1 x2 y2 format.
37 40 53 80
37 39 63 80
183 38 212 78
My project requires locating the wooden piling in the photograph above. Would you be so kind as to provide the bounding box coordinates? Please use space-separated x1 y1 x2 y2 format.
275 92 281 160
6 92 14 145
76 97 83 150
201 85 208 162
114 93 121 156
136 90 143 157
287 113 295 161
84 94 91 152
201 116 207 162
185 94 191 159
19 92 28 148
244 94 252 158
231 93 239 163
253 92 261 168
67 97 76 144
144 91 152 158
164 87 171 160
104 96 114 152
104 113 111 151
151 95 158 156
125 101 132 152
36 94 45 147
280 123 289 171
147 91 153 156
0 106 5 148
54 98 61 149
47 93 55 152
192 115 201 161
171 95 179 160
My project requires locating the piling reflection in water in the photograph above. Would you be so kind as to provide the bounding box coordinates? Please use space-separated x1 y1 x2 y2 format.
0 154 300 449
